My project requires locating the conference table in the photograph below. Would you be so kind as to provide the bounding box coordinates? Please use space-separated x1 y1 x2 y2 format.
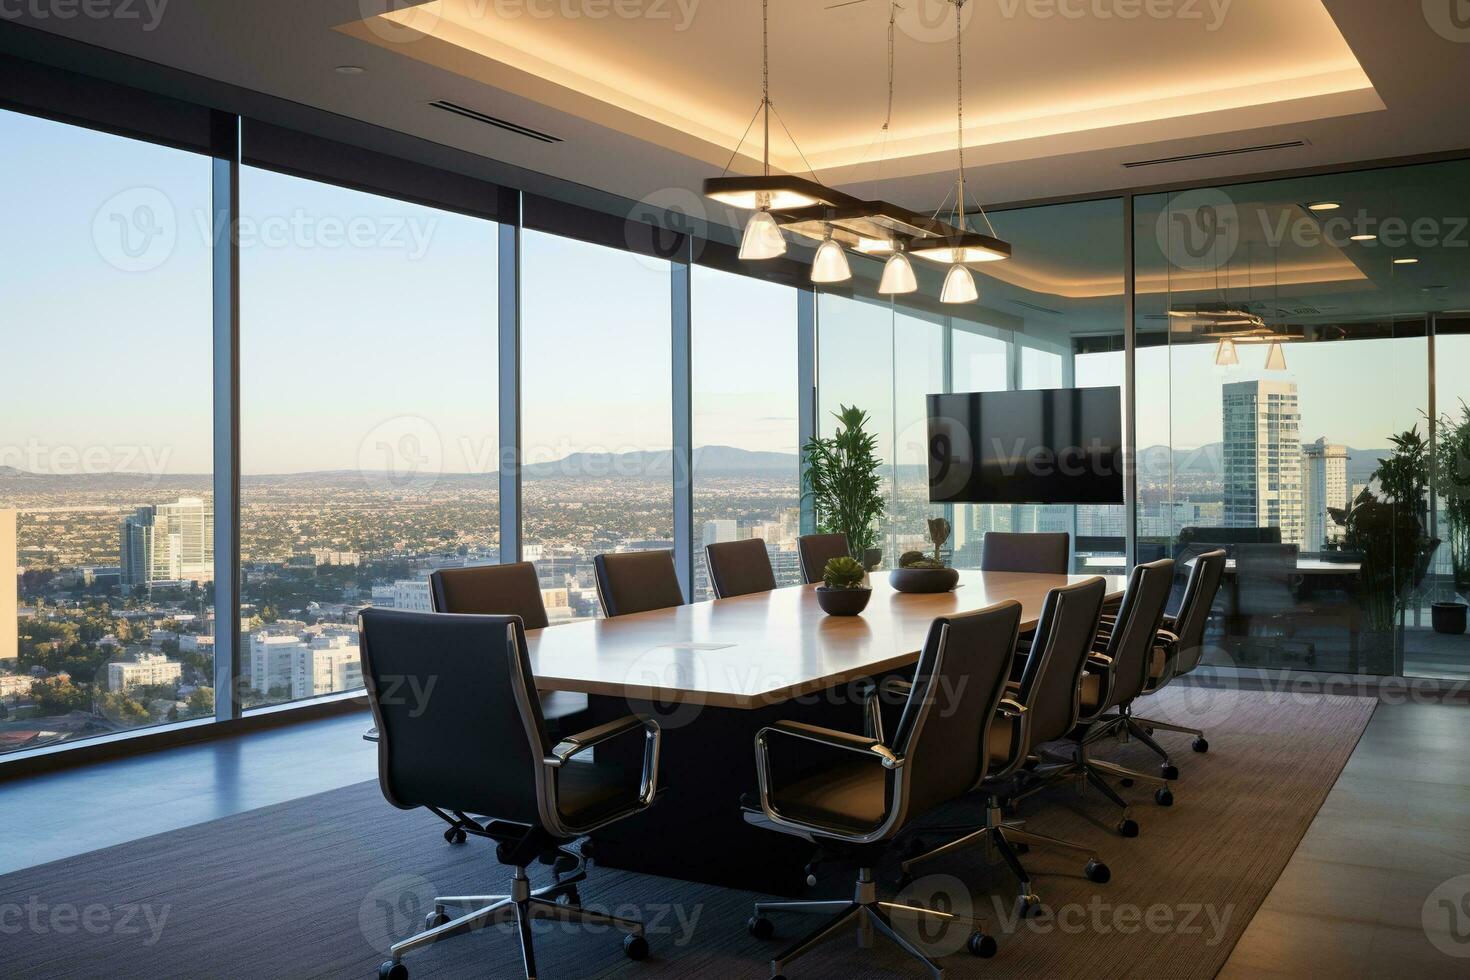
524 569 1124 894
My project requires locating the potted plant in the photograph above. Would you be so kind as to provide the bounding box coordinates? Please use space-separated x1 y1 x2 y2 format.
890 517 961 594
815 556 872 616
803 405 887 570
1433 399 1470 603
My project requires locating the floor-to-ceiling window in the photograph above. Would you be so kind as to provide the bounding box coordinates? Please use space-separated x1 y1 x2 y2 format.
0 108 215 752
520 231 673 621
691 265 800 599
239 167 498 709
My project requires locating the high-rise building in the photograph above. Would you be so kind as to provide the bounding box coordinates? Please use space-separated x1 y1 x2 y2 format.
1302 438 1350 553
248 632 302 696
1222 380 1303 545
107 652 183 692
1 508 16 665
290 635 362 700
120 497 213 593
702 520 738 547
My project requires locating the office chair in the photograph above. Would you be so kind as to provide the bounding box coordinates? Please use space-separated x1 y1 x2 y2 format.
743 601 1023 977
797 533 850 585
1126 549 1228 762
359 608 662 980
898 578 1112 914
705 538 778 599
1028 559 1177 819
1234 544 1316 667
980 531 1070 574
593 550 685 617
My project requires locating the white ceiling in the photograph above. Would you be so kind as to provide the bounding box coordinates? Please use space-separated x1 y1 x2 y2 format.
9 1 1470 227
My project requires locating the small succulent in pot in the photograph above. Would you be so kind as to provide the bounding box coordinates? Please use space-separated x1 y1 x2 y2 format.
822 556 869 590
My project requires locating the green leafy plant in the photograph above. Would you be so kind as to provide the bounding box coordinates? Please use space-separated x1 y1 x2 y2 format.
1433 400 1470 596
821 556 868 590
803 406 885 560
1330 426 1439 632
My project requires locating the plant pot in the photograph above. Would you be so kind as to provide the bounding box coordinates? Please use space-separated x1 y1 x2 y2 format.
816 586 872 616
1432 601 1468 635
889 567 960 594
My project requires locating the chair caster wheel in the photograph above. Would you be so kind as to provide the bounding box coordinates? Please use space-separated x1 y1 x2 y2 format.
1155 788 1174 807
443 827 467 845
379 961 407 980
1017 894 1044 918
1120 777 1135 788
623 933 649 960
424 907 450 930
748 915 775 940
1161 764 1179 780
1085 859 1111 884
551 853 579 876
1192 737 1209 753
580 841 597 861
968 931 998 958
557 887 580 907
1117 818 1140 838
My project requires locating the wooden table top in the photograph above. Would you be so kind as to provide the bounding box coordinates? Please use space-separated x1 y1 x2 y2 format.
526 570 1125 710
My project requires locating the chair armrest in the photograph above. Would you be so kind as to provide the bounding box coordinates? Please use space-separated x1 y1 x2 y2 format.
1088 652 1114 668
858 677 913 743
545 713 662 807
757 720 902 769
996 698 1027 719
363 726 379 743
1157 629 1180 647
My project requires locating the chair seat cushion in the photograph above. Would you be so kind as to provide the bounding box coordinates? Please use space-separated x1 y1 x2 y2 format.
555 760 642 828
1148 645 1167 682
770 758 888 835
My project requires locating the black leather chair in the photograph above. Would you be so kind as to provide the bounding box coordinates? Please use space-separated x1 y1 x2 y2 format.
898 578 1112 913
744 601 1024 975
1034 559 1177 822
430 561 589 735
797 532 849 585
359 609 662 980
1129 549 1228 759
980 531 1070 574
704 538 778 599
593 550 685 617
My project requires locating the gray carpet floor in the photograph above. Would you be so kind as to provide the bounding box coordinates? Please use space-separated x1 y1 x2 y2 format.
3 687 1376 980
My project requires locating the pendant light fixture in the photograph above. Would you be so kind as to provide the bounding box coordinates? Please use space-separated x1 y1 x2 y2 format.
703 0 837 260
1264 340 1288 371
811 227 853 282
879 247 917 295
1214 338 1240 367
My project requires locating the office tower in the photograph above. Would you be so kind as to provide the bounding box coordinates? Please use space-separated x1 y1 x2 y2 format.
702 520 738 547
1301 438 1350 553
1 508 15 666
249 632 302 696
107 652 183 692
1222 380 1303 545
119 497 214 594
390 579 433 612
290 635 362 700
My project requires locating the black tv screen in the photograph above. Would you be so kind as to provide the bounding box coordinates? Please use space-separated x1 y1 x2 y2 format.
927 387 1124 505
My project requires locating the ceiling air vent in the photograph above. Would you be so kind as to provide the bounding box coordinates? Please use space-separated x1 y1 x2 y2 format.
429 100 562 144
1010 299 1063 316
1123 140 1306 169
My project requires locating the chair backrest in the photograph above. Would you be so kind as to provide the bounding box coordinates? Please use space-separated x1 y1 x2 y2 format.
981 532 1070 574
593 550 685 617
705 538 778 599
431 562 549 629
1098 559 1175 710
1171 549 1227 674
1014 577 1107 744
1235 543 1299 614
359 608 547 824
892 601 1024 818
798 533 850 584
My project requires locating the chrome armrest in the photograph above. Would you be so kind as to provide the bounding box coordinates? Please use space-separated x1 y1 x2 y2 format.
1087 652 1114 668
1157 629 1180 647
996 697 1027 719
363 725 379 743
545 713 662 806
858 677 913 743
757 720 902 769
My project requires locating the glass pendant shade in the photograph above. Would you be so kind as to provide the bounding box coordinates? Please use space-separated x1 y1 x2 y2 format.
1215 338 1239 367
1264 341 1288 371
878 250 917 294
811 237 852 283
940 263 978 303
739 209 786 260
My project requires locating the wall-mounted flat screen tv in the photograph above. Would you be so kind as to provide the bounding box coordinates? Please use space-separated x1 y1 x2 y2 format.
927 387 1124 505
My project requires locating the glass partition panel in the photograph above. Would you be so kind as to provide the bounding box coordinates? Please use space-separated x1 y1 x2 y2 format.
240 166 498 709
1 108 215 751
521 231 672 621
691 266 801 599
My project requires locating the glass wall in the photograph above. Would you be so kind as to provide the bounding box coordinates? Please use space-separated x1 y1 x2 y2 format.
520 231 672 621
239 167 499 709
690 265 801 599
0 108 215 752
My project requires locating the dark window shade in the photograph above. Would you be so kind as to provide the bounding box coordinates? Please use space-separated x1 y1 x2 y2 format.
0 51 212 154
523 192 687 260
242 120 502 222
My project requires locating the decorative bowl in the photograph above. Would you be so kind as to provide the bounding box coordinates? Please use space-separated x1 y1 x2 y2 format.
889 567 960 594
816 586 872 616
